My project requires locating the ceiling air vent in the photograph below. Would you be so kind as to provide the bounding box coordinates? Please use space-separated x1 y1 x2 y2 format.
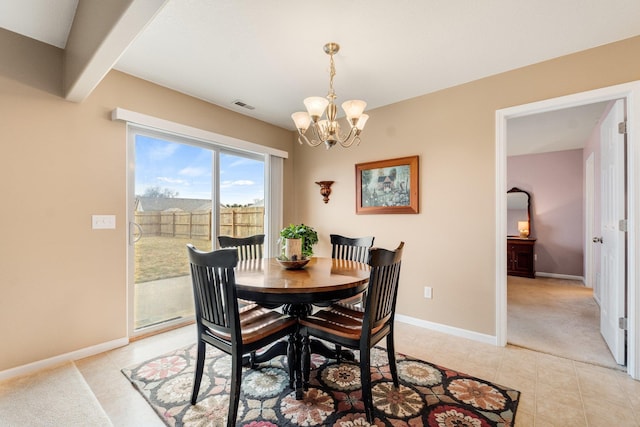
232 100 255 110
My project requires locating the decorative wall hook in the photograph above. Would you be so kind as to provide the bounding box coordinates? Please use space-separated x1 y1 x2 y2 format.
315 181 334 204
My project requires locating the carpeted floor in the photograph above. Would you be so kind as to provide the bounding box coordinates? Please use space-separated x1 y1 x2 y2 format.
507 275 621 369
122 343 520 426
0 362 113 426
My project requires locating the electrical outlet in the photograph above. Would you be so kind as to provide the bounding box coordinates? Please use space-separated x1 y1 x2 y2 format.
92 215 116 229
423 286 433 299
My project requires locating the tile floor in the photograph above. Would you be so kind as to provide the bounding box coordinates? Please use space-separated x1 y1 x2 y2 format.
76 321 640 426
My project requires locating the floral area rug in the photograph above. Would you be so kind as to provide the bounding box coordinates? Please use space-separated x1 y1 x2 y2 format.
122 343 520 426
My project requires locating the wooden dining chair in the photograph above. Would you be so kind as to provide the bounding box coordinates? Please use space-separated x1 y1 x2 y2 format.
218 234 265 260
218 234 280 364
330 234 375 263
218 234 265 309
187 244 296 427
329 234 375 307
300 242 404 423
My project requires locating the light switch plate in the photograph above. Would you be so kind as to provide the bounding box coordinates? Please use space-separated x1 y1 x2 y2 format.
92 215 116 229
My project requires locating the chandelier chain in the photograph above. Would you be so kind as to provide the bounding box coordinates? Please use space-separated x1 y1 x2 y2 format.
327 53 336 100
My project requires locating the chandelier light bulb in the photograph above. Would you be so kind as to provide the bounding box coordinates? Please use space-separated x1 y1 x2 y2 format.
291 111 311 132
342 100 366 123
355 114 369 131
303 97 329 121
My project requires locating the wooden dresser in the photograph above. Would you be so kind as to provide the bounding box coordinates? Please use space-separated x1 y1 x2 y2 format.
507 238 536 278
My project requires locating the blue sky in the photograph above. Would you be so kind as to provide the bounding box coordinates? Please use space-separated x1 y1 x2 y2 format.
135 135 264 205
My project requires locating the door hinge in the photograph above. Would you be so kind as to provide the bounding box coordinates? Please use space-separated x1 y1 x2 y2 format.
619 219 628 232
619 317 628 330
619 121 628 134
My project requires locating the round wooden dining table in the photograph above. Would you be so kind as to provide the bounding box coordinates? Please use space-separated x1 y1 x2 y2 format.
234 256 370 398
235 256 370 305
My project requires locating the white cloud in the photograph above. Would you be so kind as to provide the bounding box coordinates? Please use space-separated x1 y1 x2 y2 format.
149 143 179 160
228 158 252 168
157 176 187 185
221 180 255 188
179 166 208 177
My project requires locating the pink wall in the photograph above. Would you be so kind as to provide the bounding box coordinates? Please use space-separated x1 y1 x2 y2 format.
508 149 584 277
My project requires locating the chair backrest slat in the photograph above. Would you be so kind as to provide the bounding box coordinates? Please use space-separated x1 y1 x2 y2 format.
218 234 265 261
330 234 375 263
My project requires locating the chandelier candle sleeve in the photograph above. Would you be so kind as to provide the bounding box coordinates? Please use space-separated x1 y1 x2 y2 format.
292 42 368 149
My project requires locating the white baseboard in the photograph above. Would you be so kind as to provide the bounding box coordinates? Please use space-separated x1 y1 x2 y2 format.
536 272 585 282
0 337 129 381
395 314 498 346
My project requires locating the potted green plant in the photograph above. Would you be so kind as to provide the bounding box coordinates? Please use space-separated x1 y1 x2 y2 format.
279 223 318 260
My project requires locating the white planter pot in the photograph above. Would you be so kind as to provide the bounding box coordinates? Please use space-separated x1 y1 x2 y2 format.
284 238 303 260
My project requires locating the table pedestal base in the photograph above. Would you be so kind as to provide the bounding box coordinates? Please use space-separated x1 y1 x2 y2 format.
308 339 355 362
242 334 296 389
241 303 356 399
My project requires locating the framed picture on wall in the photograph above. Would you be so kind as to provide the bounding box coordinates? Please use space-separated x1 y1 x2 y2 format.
355 155 419 214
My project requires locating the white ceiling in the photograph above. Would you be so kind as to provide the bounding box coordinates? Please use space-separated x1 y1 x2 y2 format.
0 0 78 49
1 0 638 154
507 101 611 156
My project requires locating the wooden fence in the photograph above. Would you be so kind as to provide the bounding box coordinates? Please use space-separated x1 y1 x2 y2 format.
135 207 264 240
219 207 264 238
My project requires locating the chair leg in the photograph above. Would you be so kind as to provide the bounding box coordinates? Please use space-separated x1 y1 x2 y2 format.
359 345 374 423
386 334 399 388
228 353 243 427
191 340 206 404
287 333 296 389
301 334 310 391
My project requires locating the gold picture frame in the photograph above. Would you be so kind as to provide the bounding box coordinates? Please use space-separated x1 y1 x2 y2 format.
355 155 419 214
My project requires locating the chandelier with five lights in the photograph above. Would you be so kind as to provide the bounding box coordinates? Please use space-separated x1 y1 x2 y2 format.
291 42 369 149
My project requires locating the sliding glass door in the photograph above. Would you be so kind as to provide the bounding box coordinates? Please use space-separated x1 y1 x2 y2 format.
128 128 265 333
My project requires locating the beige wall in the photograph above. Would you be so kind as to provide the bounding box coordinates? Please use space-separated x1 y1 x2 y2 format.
294 35 640 335
3 27 640 373
0 30 293 372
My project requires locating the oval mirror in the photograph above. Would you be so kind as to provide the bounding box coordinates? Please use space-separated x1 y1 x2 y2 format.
507 187 531 238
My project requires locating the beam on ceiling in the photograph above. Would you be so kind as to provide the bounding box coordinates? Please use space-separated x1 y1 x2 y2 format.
63 0 167 102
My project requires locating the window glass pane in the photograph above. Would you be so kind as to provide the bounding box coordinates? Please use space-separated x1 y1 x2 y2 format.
133 134 213 330
219 152 265 238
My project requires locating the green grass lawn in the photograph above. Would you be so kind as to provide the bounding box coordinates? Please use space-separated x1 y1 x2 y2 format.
135 236 212 283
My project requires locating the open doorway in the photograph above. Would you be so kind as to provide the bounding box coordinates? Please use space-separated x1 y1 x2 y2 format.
505 102 622 369
495 81 640 380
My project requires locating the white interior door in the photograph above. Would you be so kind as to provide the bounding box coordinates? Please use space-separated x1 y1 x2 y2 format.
585 153 595 291
600 99 626 365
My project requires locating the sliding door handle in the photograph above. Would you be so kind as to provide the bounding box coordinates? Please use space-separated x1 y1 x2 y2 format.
130 222 143 244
